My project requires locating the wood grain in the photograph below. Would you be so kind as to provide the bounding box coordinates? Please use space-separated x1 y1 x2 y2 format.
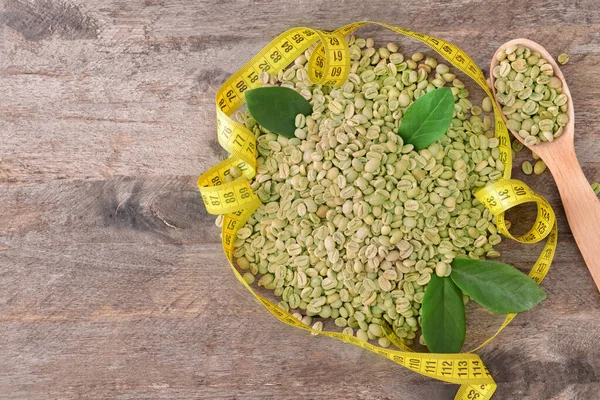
1 0 600 399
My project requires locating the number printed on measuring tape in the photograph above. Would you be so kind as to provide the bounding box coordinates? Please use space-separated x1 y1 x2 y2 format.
197 21 559 400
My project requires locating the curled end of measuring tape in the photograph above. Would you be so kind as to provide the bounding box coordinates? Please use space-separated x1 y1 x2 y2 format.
475 179 557 245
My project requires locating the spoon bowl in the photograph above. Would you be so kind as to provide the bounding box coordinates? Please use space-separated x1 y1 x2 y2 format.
490 39 600 292
489 38 575 157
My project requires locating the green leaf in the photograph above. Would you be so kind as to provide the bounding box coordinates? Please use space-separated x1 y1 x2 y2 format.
422 274 466 353
398 87 455 150
450 258 546 314
245 86 312 138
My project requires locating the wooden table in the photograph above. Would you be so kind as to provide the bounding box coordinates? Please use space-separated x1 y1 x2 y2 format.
1 1 599 399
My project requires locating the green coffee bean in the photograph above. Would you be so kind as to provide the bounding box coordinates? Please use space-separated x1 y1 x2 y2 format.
557 53 569 65
512 139 524 153
533 160 547 175
311 321 323 336
356 329 369 342
342 327 354 336
494 45 569 144
243 272 255 285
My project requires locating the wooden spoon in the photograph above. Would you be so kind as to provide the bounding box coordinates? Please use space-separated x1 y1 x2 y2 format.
490 38 600 292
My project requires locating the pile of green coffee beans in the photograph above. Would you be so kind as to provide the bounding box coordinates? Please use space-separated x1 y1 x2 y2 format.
493 44 569 146
224 35 505 346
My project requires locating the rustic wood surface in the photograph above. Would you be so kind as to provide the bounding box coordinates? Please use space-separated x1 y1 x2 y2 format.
1 1 599 399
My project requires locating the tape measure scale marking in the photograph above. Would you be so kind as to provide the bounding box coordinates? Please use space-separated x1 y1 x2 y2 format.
215 27 350 117
197 21 559 400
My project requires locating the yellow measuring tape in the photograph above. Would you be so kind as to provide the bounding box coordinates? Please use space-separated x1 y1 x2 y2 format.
197 21 558 399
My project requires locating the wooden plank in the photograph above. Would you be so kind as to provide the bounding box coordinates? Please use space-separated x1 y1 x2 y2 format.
1 0 600 399
0 240 598 400
0 177 599 400
0 176 218 245
0 1 599 182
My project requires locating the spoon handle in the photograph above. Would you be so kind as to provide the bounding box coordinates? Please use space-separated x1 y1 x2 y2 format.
543 145 600 291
